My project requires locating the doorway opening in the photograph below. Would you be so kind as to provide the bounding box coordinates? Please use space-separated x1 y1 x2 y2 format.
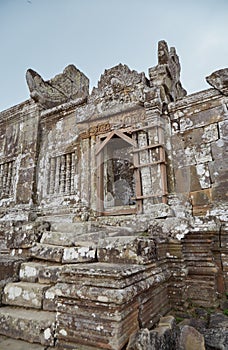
96 130 140 215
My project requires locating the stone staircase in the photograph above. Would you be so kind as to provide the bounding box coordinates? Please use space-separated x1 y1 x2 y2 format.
0 220 102 348
0 219 171 349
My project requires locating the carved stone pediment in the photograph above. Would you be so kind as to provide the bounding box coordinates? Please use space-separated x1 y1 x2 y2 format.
26 65 89 109
88 64 149 116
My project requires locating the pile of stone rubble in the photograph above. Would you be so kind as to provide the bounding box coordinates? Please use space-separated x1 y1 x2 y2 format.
127 310 228 350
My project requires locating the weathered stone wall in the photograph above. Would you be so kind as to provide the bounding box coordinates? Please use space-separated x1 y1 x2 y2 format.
36 106 81 214
0 40 227 349
0 100 40 221
168 89 228 218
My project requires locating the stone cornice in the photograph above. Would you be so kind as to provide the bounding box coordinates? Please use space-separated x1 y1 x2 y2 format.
168 88 223 113
0 99 38 125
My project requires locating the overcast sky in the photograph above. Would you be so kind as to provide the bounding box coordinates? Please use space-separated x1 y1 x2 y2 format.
0 0 227 112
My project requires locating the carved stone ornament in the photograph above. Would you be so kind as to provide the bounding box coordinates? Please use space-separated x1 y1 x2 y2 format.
26 64 89 109
149 40 187 102
206 68 228 94
88 64 149 116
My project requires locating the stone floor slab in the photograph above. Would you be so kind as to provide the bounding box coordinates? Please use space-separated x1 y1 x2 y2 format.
0 306 56 346
0 335 46 349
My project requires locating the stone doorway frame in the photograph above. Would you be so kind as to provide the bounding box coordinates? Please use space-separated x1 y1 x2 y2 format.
95 129 142 216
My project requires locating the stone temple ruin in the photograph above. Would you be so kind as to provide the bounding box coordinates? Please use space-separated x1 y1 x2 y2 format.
0 40 227 349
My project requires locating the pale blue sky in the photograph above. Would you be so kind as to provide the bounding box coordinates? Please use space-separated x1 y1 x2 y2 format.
0 0 227 112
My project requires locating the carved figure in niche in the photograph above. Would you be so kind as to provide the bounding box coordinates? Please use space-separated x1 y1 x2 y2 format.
26 64 89 109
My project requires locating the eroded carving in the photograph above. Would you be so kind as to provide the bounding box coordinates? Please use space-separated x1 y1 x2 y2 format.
26 64 89 109
206 68 228 95
88 64 149 115
149 40 187 102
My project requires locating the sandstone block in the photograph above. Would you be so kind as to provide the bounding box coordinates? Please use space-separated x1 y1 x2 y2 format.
30 243 64 262
59 262 147 288
0 257 23 281
179 325 205 350
212 181 228 202
40 231 78 246
51 221 91 234
57 297 139 350
0 306 56 346
43 284 64 311
19 261 49 282
178 105 224 131
2 282 50 309
0 335 46 350
97 236 157 264
38 264 64 283
190 189 212 216
62 243 97 263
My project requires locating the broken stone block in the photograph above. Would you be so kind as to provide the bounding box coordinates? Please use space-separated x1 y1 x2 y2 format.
179 325 205 350
97 236 157 264
2 282 50 309
0 306 56 346
127 316 178 349
203 327 228 350
126 328 151 350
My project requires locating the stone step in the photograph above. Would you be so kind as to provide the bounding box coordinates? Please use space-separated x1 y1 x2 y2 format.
2 281 51 309
40 230 107 246
0 335 46 350
62 244 97 263
40 231 79 246
30 242 97 263
0 306 56 346
50 221 92 233
30 243 65 262
36 214 75 224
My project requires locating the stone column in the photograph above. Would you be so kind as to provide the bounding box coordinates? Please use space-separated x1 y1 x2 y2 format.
65 153 72 194
70 152 75 195
49 157 56 195
80 138 90 206
90 135 97 212
137 131 152 212
54 156 61 194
